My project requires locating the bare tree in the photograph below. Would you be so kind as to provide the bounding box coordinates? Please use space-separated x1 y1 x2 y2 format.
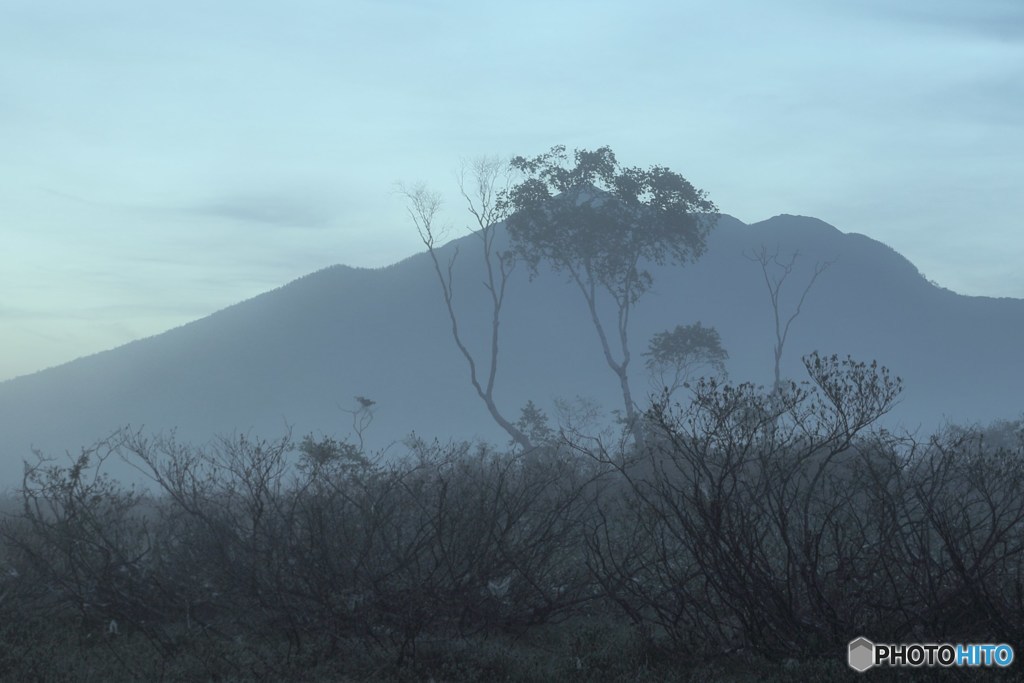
339 395 375 452
746 246 834 390
399 158 532 450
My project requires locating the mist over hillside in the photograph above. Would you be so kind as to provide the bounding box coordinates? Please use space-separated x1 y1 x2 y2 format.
1 213 1022 487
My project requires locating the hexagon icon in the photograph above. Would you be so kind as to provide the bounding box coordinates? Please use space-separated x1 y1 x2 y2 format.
848 637 875 672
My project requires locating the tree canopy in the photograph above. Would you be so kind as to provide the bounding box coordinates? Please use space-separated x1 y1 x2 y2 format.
645 322 729 396
500 145 719 446
502 145 718 305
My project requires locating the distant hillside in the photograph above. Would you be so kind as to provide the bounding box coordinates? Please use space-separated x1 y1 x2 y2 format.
1 214 1022 487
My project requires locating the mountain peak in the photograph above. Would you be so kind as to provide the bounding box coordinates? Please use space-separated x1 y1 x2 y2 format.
0 214 1021 487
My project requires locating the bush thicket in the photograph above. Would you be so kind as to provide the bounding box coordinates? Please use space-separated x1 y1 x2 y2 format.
1 353 1022 681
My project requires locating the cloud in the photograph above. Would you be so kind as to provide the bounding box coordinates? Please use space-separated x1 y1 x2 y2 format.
182 194 336 229
852 0 1024 41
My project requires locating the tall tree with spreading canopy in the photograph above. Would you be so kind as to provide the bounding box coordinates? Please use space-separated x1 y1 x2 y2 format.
502 145 718 447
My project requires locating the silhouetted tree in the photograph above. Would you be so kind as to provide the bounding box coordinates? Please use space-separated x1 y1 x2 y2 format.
746 246 834 390
400 158 532 450
339 394 375 452
644 322 728 399
503 145 718 448
513 399 554 447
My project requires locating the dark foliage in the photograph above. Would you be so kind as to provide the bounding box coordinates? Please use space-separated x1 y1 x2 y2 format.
500 145 720 449
1 356 1022 680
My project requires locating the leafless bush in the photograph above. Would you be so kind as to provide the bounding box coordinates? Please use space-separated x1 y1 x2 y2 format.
583 353 911 658
4 429 606 670
4 370 1023 677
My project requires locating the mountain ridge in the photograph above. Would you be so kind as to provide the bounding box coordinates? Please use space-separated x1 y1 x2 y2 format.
1 213 1021 486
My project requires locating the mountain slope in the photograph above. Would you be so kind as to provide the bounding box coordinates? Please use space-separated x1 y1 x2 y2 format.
1 214 1022 486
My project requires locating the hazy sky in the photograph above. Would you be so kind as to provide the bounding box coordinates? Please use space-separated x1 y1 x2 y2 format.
2 0 1022 381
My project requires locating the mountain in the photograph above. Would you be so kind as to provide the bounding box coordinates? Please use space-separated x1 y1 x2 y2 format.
1 214 1022 487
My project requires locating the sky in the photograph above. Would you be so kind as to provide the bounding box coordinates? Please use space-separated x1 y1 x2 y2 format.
2 0 1022 381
